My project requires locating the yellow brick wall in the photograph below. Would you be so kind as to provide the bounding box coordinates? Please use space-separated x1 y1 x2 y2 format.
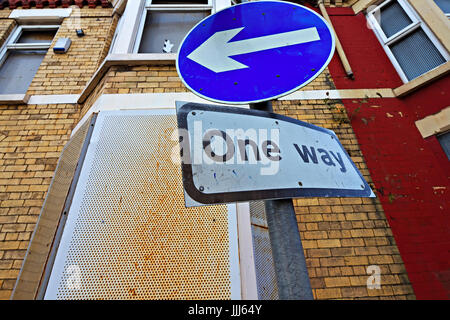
0 103 80 299
0 18 14 48
97 13 119 69
0 6 116 300
26 7 115 95
273 99 415 299
79 65 189 121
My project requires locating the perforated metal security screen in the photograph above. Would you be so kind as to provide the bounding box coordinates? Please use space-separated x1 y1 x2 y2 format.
249 202 279 300
44 110 240 300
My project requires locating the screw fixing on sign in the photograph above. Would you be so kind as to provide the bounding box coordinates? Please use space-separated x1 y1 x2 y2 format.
177 1 336 105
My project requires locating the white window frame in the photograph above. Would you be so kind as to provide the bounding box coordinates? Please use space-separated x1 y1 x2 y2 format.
0 25 59 66
367 0 450 83
0 24 59 96
111 0 231 55
133 0 214 53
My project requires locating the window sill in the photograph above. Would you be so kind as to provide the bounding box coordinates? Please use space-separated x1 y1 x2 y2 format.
415 107 450 138
78 53 177 104
0 94 29 105
393 61 450 97
9 8 72 24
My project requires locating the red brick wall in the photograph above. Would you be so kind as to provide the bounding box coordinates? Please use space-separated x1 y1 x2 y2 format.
327 8 450 299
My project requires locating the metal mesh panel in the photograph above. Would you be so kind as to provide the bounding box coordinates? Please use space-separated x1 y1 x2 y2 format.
44 111 234 300
249 201 279 300
390 28 446 81
379 1 412 38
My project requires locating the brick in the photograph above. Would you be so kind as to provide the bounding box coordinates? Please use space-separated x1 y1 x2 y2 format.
341 238 365 247
392 285 414 295
354 247 379 256
309 278 325 289
344 256 369 266
345 212 368 220
301 240 317 249
0 241 21 250
1 224 26 233
317 239 341 248
320 257 346 267
0 269 19 279
303 231 328 240
318 198 341 206
315 288 342 299
341 286 368 298
307 248 331 258
324 277 351 287
295 198 319 206
331 247 354 257
0 290 12 300
368 255 395 265
351 229 374 238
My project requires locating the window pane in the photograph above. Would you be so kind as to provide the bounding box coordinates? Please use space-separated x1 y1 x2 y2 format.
437 132 450 160
0 50 46 94
434 0 450 14
389 28 446 81
17 30 56 44
138 10 209 53
379 1 413 38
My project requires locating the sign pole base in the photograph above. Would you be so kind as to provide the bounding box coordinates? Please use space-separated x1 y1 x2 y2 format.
251 101 313 300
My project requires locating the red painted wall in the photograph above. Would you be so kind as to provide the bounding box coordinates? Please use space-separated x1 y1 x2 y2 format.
327 9 450 299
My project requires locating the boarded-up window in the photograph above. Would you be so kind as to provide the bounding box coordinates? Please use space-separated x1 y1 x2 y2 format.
0 50 46 94
0 26 57 94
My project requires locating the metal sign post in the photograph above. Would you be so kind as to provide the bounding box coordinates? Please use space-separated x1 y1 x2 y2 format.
251 100 313 300
175 1 358 300
176 100 375 299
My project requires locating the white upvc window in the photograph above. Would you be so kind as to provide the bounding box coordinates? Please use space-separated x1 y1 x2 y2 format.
367 0 449 83
0 25 58 94
134 0 213 54
111 0 231 55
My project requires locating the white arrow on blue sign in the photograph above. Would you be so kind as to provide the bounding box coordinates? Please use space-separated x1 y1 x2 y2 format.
177 1 336 105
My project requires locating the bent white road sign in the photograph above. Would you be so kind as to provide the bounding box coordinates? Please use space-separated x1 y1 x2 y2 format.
176 102 375 206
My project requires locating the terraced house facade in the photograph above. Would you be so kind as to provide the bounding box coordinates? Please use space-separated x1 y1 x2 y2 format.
0 0 448 300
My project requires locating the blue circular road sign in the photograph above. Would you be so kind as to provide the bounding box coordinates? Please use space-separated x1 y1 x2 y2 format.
177 1 336 105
